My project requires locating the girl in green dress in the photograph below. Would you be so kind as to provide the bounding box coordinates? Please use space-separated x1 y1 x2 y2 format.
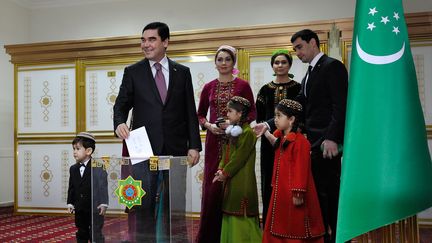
213 96 262 243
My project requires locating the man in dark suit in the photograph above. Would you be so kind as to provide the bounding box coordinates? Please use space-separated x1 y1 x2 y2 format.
67 132 108 243
113 22 201 241
291 29 348 243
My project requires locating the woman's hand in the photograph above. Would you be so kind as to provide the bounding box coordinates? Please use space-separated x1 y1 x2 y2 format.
206 122 225 135
218 120 230 130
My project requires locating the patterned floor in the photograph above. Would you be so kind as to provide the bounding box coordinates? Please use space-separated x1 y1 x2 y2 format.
1 206 431 242
0 207 199 242
0 207 76 242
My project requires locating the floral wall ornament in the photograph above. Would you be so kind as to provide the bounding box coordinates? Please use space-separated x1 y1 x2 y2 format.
24 77 32 128
24 151 32 201
60 75 70 127
39 81 53 122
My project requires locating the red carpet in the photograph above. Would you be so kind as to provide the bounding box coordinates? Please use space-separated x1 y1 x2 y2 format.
2 207 430 242
0 207 199 242
0 207 76 242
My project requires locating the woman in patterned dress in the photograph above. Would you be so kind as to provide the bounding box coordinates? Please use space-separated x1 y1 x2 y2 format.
196 45 256 243
256 50 301 227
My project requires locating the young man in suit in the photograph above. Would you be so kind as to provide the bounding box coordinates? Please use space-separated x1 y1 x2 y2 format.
291 29 348 243
113 22 201 241
67 132 108 243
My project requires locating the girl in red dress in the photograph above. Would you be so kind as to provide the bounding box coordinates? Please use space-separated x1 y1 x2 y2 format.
262 99 324 243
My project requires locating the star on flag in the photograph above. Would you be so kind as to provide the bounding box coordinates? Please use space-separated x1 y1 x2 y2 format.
380 16 390 24
368 7 378 16
365 7 401 35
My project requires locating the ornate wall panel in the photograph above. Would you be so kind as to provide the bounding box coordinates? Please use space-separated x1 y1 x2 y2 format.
17 64 76 136
85 65 127 133
17 143 74 213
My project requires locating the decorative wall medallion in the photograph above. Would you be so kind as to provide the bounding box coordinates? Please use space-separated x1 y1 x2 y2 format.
24 77 32 128
39 81 53 122
60 75 70 127
24 151 32 201
40 155 53 197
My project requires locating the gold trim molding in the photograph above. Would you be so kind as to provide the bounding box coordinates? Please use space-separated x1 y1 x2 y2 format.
5 12 431 65
5 19 337 64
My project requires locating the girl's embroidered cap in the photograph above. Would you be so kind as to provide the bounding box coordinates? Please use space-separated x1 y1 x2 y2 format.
278 99 302 112
76 132 95 142
230 96 250 108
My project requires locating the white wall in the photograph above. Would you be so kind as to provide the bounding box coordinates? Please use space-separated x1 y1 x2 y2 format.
27 0 353 42
0 0 29 206
26 0 432 42
1 0 432 205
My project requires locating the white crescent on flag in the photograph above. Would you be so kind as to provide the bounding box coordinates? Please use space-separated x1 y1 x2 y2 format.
356 35 405 65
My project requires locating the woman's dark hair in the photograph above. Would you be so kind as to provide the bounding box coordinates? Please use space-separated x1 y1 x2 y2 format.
215 48 236 64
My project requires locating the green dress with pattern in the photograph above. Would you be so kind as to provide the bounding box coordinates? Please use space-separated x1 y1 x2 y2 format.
218 123 262 242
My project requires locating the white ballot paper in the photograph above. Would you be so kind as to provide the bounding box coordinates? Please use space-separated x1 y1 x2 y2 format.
125 126 154 165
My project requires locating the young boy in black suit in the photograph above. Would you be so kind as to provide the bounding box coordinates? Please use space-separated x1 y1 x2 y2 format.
67 132 108 243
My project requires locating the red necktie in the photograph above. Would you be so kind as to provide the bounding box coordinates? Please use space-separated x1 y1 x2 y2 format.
154 63 167 103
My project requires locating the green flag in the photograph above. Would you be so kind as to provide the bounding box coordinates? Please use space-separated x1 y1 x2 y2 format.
336 0 432 242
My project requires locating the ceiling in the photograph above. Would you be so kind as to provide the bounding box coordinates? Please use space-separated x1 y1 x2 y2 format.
9 0 127 9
